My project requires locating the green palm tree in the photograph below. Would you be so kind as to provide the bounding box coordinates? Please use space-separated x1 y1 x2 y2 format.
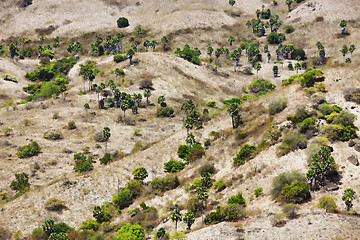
183 211 195 230
197 187 209 223
254 62 261 78
340 45 348 60
102 127 111 154
171 207 182 232
228 36 235 49
349 44 356 59
127 48 135 65
144 39 150 52
120 100 129 118
150 40 158 51
136 27 142 43
144 88 151 106
207 46 214 62
229 0 236 16
230 49 240 72
340 20 347 35
227 102 239 129
342 188 355 211
161 36 168 51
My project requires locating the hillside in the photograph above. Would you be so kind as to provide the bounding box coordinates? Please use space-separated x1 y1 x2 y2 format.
1 0 360 239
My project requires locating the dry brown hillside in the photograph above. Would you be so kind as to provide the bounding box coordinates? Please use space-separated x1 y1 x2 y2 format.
1 0 360 239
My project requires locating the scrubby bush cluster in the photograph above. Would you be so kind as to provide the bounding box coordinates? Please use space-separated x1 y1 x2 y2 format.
16 141 41 158
233 144 257 165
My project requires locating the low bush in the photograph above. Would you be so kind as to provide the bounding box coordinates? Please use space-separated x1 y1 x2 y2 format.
126 179 144 198
318 103 333 116
156 106 174 117
321 124 357 141
177 144 205 162
94 131 106 142
271 171 310 203
233 144 257 165
277 132 307 156
212 179 226 192
248 79 275 95
318 195 337 212
164 159 185 173
73 153 94 173
271 213 286 227
299 117 316 134
79 219 98 231
204 204 246 225
186 197 202 215
291 48 306 60
112 189 132 210
205 100 216 107
67 120 76 130
254 187 263 197
284 25 295 34
227 192 246 207
44 130 63 140
16 141 41 158
199 164 215 176
150 174 180 192
209 131 220 139
45 197 66 211
266 32 285 44
10 172 30 192
99 153 112 165
268 98 287 115
241 94 256 101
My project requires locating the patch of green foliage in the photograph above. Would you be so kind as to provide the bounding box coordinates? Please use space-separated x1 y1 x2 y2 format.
164 159 186 173
23 58 76 100
73 152 94 173
177 44 201 65
177 143 205 163
272 171 310 203
16 141 41 158
233 144 257 165
227 192 246 206
248 79 275 95
150 174 180 192
281 69 324 87
204 204 246 225
156 106 174 117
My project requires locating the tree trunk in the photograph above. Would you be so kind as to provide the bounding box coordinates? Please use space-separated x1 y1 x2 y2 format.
105 141 107 154
201 200 204 223
231 115 235 129
83 79 86 92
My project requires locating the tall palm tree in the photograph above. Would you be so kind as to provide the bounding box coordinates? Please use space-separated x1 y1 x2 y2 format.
120 100 129 118
161 36 168 51
127 48 135 65
144 88 151 106
349 44 356 59
230 49 240 72
285 0 293 12
171 207 182 232
102 127 111 154
227 102 239 129
229 0 236 16
207 46 214 62
228 36 235 49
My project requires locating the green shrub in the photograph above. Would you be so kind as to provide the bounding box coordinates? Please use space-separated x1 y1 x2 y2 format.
227 192 246 206
178 44 201 65
233 144 257 164
132 167 148 181
284 25 295 34
223 97 242 105
271 213 286 227
209 131 220 139
53 222 73 234
156 106 174 117
100 153 112 165
212 179 226 192
67 120 76 130
199 164 215 176
44 130 63 140
204 204 246 225
325 112 339 124
277 132 307 156
112 189 132 209
73 153 94 173
321 124 357 141
248 79 275 95
117 17 130 28
10 172 30 192
205 100 216 107
254 187 263 197
80 219 98 231
332 105 342 113
318 195 337 212
268 98 287 115
16 141 41 158
177 144 205 162
164 159 186 173
266 32 285 44
126 179 144 198
150 174 179 192
131 141 144 153
299 117 316 134
241 94 256 101
332 111 356 127
272 171 310 203
290 105 310 125
177 145 191 160
186 197 202 214
318 103 333 116
291 48 306 60
113 54 125 63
